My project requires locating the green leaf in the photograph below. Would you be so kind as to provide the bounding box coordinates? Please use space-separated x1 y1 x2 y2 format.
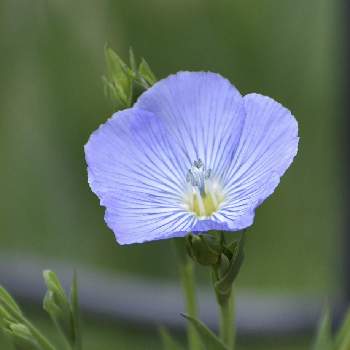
138 58 157 86
336 308 350 350
181 314 229 350
312 308 333 350
159 327 182 350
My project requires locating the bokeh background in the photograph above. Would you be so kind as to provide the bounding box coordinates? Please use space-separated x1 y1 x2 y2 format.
0 0 344 349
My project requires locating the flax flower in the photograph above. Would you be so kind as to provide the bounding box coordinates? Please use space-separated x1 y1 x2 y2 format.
85 72 298 244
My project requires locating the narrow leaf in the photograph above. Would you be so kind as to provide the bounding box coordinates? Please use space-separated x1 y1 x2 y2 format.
181 314 229 350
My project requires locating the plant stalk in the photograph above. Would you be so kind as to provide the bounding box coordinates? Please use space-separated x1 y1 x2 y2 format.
173 239 201 350
219 289 235 349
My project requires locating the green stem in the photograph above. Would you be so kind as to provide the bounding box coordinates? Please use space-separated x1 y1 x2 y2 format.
219 289 235 349
173 239 201 350
23 318 57 350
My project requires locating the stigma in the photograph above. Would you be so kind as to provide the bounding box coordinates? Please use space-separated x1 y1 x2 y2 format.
184 159 225 217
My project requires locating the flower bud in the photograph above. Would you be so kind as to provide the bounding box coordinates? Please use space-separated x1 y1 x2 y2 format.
212 234 245 305
43 271 74 345
103 46 134 109
3 322 40 350
186 233 222 266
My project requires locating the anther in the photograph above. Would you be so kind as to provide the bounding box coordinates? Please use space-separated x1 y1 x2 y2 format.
186 159 211 195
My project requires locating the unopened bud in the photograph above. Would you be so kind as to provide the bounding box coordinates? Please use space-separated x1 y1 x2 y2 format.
43 271 74 345
3 322 40 350
186 233 221 266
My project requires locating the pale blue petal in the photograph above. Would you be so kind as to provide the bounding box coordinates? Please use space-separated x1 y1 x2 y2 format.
136 73 297 234
86 71 298 241
135 72 245 176
210 93 299 231
85 108 196 244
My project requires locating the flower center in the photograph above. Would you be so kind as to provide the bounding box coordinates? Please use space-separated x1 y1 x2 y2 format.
184 159 225 217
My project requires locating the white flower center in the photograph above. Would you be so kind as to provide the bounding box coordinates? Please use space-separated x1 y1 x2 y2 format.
184 159 225 217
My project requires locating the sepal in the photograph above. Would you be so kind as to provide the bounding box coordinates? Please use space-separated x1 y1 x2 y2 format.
138 58 157 87
186 233 221 266
186 231 245 305
103 46 134 109
213 234 245 305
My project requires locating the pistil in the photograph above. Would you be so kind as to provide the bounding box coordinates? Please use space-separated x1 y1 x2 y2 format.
184 159 224 217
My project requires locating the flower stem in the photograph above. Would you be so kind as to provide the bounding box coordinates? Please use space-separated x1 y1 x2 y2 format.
173 239 201 350
218 289 235 349
23 317 57 350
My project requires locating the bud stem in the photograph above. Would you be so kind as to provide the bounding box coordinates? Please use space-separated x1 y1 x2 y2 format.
218 288 235 349
22 318 56 350
173 239 201 350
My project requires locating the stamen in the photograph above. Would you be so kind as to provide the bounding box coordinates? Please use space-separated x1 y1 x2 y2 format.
207 181 218 207
184 159 224 217
186 158 211 196
194 187 205 216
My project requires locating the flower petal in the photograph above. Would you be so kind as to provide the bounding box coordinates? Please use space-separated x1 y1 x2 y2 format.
135 72 245 176
213 93 299 231
85 108 196 244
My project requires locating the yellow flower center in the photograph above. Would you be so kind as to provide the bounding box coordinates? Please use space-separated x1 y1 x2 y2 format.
184 159 225 217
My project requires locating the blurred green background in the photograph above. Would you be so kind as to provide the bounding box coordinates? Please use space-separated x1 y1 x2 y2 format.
0 0 343 349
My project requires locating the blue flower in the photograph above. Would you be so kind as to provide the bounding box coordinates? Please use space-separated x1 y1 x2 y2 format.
85 72 298 244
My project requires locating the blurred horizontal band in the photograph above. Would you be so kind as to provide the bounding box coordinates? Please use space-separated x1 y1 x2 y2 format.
0 254 341 337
